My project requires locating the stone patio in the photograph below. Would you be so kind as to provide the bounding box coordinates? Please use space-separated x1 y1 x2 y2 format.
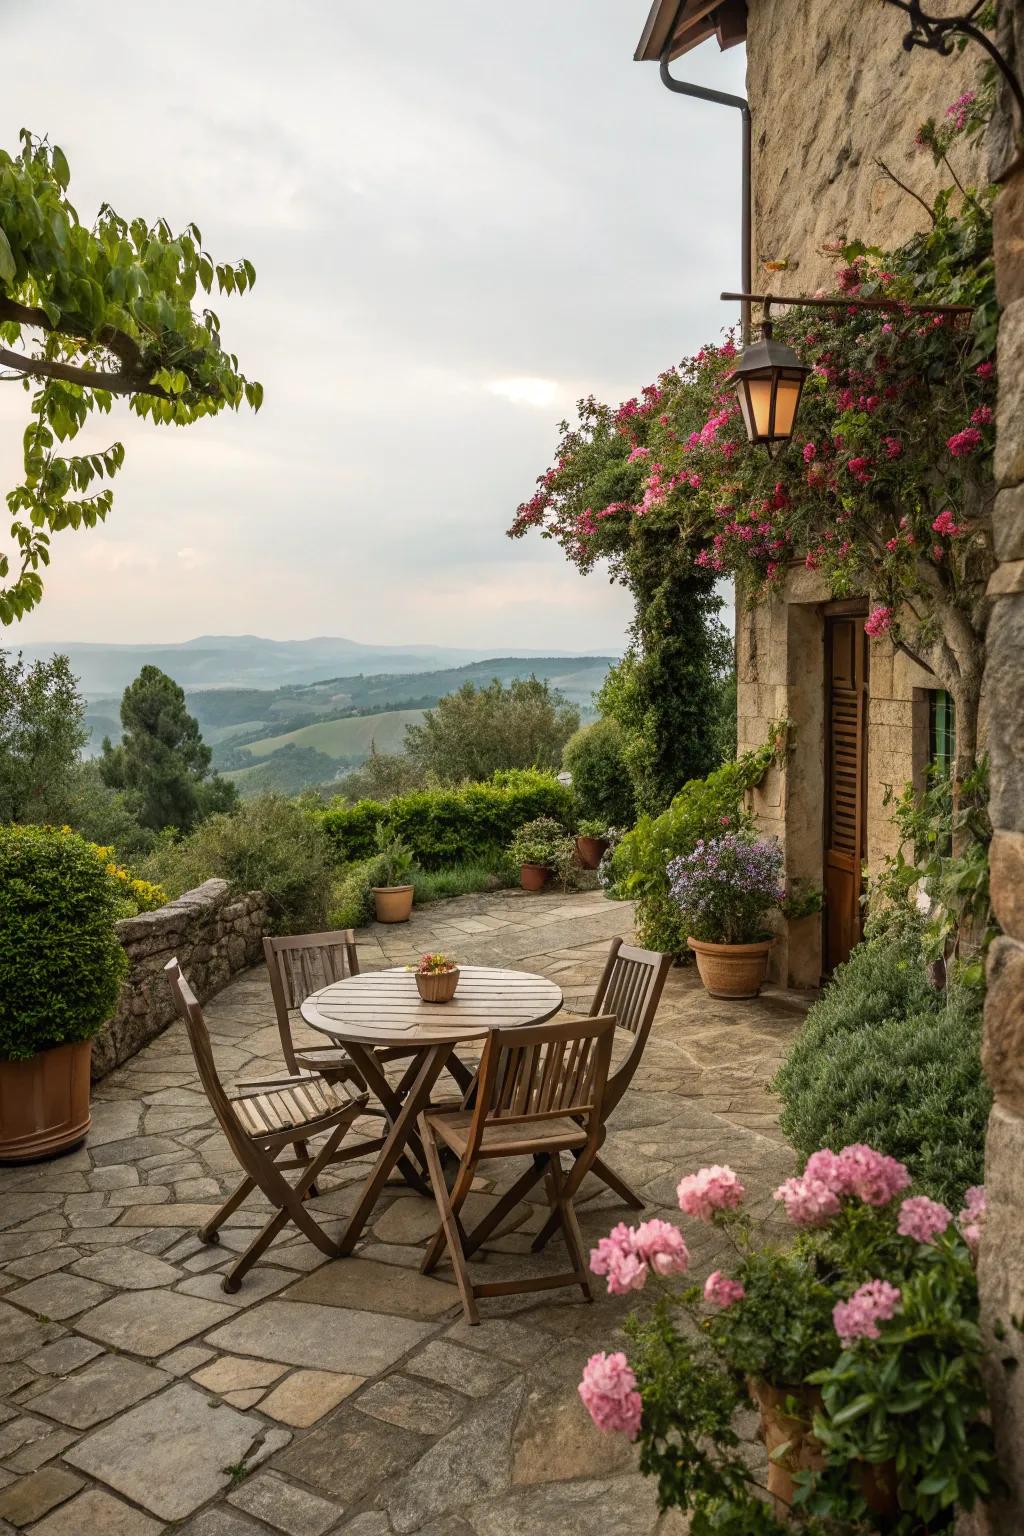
0 889 810 1535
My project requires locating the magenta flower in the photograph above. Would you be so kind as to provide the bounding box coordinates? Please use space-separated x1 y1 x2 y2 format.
958 1185 987 1257
579 1351 643 1438
833 1279 902 1347
883 435 903 459
802 442 816 463
677 1165 745 1221
976 361 994 379
590 1223 648 1295
971 405 993 426
897 1195 952 1245
864 606 893 639
704 1270 745 1308
774 1174 841 1227
837 1144 910 1206
947 427 983 457
931 508 963 538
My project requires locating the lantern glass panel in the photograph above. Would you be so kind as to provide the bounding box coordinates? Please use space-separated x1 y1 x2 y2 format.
772 375 802 437
747 377 775 439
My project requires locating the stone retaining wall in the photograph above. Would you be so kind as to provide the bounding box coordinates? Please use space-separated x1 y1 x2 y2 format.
91 880 268 1080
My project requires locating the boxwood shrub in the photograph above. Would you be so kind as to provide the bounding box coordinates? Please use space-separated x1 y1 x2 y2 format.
0 823 128 1061
318 769 574 869
772 917 989 1206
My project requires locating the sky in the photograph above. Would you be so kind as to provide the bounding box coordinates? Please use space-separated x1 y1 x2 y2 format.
2 1 746 652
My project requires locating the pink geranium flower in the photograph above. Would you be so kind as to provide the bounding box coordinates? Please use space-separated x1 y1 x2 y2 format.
632 1218 690 1278
931 508 963 538
579 1351 643 1438
774 1175 841 1227
590 1223 648 1294
804 1148 845 1192
864 606 893 639
898 1195 952 1245
958 1185 987 1257
837 1144 910 1206
833 1279 901 1346
677 1165 745 1221
704 1270 745 1308
947 427 983 457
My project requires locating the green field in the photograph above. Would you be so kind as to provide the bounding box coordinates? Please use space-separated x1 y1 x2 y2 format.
240 707 426 761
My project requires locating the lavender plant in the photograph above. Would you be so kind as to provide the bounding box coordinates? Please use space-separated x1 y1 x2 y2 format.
668 833 784 945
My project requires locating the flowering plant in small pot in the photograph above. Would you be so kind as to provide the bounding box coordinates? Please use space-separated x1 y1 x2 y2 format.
413 952 459 1003
668 833 785 998
508 816 574 892
579 1150 997 1535
575 817 610 871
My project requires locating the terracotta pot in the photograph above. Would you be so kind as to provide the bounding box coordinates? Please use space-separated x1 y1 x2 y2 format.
687 936 773 999
575 835 609 871
0 1039 92 1163
519 863 550 892
372 884 414 923
415 968 460 1003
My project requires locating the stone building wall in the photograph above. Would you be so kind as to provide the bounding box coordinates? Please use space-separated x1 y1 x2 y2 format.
977 9 1024 1526
91 881 268 1079
737 0 989 984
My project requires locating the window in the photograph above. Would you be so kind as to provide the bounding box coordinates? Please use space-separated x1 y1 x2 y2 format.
928 690 955 774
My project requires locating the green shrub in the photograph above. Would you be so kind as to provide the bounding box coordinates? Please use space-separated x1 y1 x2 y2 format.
318 770 574 869
411 857 516 905
141 793 334 934
609 731 781 953
0 824 128 1060
329 859 378 929
772 921 989 1206
562 718 635 828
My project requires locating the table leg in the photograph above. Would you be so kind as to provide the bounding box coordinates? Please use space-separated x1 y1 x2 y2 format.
344 1043 429 1192
338 1045 453 1257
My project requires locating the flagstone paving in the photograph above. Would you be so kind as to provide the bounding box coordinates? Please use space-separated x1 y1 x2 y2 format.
0 888 812 1533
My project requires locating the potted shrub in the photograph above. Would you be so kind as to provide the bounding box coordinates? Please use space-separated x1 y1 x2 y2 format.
413 952 460 1003
0 825 128 1161
508 815 570 892
668 832 784 998
580 1150 996 1532
370 828 415 923
575 818 610 871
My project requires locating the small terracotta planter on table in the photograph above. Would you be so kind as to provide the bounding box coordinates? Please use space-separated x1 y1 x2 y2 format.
687 936 773 999
415 968 460 1003
575 835 609 871
519 863 549 892
0 1039 92 1162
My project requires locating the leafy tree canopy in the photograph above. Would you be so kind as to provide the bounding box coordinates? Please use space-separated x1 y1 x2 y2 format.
100 665 236 833
0 649 86 822
0 131 261 621
403 676 580 785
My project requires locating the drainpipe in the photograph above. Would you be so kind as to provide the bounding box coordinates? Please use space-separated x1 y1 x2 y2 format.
658 42 752 339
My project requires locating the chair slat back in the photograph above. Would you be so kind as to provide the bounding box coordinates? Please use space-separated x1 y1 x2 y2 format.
467 1014 615 1156
264 930 359 1071
590 938 672 1110
164 958 253 1164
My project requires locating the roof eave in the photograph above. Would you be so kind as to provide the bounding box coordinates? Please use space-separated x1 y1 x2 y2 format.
633 0 747 63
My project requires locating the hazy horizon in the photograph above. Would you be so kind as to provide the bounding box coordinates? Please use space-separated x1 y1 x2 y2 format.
2 1 746 651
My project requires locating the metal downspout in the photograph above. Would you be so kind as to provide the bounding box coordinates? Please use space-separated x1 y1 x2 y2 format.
658 42 752 339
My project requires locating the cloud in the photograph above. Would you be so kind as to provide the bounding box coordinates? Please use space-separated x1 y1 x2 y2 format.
486 377 563 410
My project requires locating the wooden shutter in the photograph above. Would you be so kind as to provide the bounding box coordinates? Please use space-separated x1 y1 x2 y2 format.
824 616 868 970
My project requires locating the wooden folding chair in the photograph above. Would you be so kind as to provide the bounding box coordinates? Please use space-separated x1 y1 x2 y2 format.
165 958 369 1293
418 1013 615 1325
531 938 672 1252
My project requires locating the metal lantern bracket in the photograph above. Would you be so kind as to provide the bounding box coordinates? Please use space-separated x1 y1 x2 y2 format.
720 290 975 319
881 0 1024 124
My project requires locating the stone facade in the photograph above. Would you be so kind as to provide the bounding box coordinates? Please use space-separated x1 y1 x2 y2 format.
738 0 988 984
977 9 1024 1526
91 880 268 1080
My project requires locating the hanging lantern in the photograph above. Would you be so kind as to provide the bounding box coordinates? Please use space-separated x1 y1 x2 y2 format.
728 313 810 454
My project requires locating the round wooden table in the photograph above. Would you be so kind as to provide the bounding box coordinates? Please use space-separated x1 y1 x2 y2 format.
301 965 563 1254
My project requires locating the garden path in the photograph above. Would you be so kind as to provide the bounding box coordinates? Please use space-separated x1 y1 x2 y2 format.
0 889 810 1535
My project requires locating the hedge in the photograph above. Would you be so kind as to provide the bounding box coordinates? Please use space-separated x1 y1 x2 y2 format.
318 770 574 869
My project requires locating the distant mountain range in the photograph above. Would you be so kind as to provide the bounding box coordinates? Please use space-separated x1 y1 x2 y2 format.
12 634 617 697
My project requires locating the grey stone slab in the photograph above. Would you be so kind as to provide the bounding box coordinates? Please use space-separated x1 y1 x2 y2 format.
64 1381 264 1521
70 1249 182 1290
387 1380 526 1533
443 1316 555 1366
0 1465 83 1526
273 1403 428 1503
283 1258 459 1319
0 1196 63 1234
30 1355 169 1429
28 1487 162 1535
228 1471 340 1536
357 1371 464 1435
3 1249 82 1283
205 1300 436 1375
157 1343 216 1377
23 1337 104 1376
468 1474 664 1535
175 1267 292 1307
85 1102 143 1147
177 1508 266 1536
0 1303 61 1363
6 1273 109 1321
406 1339 515 1398
90 1135 182 1168
76 1290 235 1357
88 1165 140 1191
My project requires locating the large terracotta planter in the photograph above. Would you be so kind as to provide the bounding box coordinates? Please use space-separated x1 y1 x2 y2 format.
0 1039 92 1162
749 1378 898 1523
519 863 549 892
575 835 609 871
687 936 773 999
372 884 414 923
416 968 460 1003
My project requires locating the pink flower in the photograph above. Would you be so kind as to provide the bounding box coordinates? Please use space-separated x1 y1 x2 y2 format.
579 1351 643 1438
833 1279 902 1347
898 1195 952 1245
774 1175 841 1227
804 1148 845 1192
883 436 903 459
971 405 992 426
837 1144 910 1206
847 456 873 484
958 1185 987 1256
976 361 994 379
632 1219 690 1278
627 445 650 462
802 442 816 463
947 427 983 458
864 606 893 639
945 89 976 130
677 1165 745 1221
931 508 963 537
704 1270 746 1308
590 1223 648 1294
